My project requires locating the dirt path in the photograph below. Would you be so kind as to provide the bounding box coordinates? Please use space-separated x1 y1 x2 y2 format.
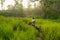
37 32 43 40
35 26 43 40
30 25 44 40
23 21 44 40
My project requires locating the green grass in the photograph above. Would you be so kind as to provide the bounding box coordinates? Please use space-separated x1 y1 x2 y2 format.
0 16 60 40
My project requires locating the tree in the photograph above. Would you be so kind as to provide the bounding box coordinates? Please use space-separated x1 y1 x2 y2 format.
13 0 24 17
0 0 5 10
43 0 60 19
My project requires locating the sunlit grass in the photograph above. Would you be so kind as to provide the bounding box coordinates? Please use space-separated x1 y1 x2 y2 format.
0 16 60 40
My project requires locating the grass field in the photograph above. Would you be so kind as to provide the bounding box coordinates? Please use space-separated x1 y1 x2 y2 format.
0 16 60 40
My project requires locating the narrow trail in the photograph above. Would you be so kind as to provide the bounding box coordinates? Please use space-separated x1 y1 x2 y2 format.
34 26 43 40
31 25 44 40
23 21 44 40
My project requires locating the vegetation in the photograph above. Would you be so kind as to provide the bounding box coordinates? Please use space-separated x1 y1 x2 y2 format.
43 0 60 19
0 16 60 40
0 0 60 40
0 16 38 40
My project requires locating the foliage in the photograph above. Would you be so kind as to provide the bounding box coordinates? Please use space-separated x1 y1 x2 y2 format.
0 16 60 40
0 16 37 40
43 0 60 19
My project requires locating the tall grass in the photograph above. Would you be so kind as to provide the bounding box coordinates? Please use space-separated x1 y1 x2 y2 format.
0 16 38 40
0 16 60 40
